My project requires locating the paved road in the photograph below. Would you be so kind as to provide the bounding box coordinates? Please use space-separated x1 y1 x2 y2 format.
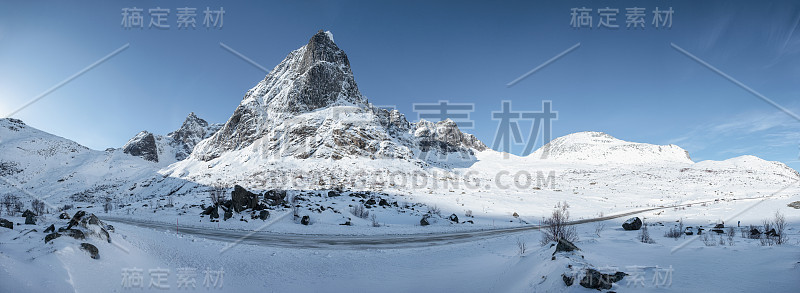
104 193 787 250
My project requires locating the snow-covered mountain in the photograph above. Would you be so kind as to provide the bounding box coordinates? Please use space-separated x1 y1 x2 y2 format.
0 30 797 209
529 131 692 164
191 30 485 165
122 113 221 164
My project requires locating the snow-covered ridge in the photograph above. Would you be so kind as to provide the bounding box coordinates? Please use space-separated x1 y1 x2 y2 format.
122 113 221 164
529 131 693 165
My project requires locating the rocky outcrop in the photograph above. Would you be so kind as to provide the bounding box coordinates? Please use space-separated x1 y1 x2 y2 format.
123 131 159 162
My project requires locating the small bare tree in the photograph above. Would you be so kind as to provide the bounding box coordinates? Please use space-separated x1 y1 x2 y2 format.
208 184 226 206
517 238 527 255
773 211 787 245
540 201 578 245
32 199 46 216
350 204 369 219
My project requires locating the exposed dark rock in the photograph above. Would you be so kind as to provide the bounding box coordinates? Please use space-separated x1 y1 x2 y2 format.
622 217 642 231
365 198 376 206
562 274 574 286
448 213 459 223
22 209 36 218
714 223 724 229
554 238 579 253
766 228 779 237
123 131 159 162
231 185 259 213
223 207 233 221
45 232 61 243
59 212 70 219
513 212 519 218
750 228 761 237
579 269 626 290
259 210 270 221
327 190 341 197
61 229 86 240
379 199 390 207
264 189 287 206
24 214 36 225
80 243 99 259
301 215 310 225
420 215 430 226
44 224 55 233
0 218 13 230
684 227 694 235
67 211 86 229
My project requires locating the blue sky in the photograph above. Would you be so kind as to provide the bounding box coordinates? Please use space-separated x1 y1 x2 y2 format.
1 0 798 170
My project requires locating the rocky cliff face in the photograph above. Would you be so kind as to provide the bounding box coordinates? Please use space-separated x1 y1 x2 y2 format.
122 131 158 162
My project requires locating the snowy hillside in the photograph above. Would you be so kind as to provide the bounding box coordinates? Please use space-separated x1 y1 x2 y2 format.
529 131 692 164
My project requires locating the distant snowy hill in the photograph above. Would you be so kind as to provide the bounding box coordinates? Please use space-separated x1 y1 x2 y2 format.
529 131 692 164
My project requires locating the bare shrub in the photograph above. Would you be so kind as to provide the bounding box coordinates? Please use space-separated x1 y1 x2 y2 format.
594 222 606 237
517 238 527 255
664 219 683 239
427 205 441 217
31 198 46 215
639 223 655 244
773 211 786 245
465 209 473 218
540 201 578 245
701 233 716 246
350 204 369 219
370 213 381 227
208 185 226 205
2 194 22 216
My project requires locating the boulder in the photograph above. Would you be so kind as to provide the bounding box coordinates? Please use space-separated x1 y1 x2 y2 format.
67 211 86 229
622 217 642 231
61 229 86 240
420 216 430 226
327 190 341 197
223 208 233 221
25 214 36 225
554 238 579 253
379 199 390 207
684 227 693 235
264 189 287 206
562 274 574 286
259 210 269 221
22 209 36 218
231 185 259 213
301 215 310 225
750 228 761 237
365 198 377 206
44 224 55 233
0 218 13 230
579 269 626 290
59 212 70 219
765 228 779 237
80 243 99 259
44 232 61 243
448 214 459 223
513 212 519 218
714 223 724 229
